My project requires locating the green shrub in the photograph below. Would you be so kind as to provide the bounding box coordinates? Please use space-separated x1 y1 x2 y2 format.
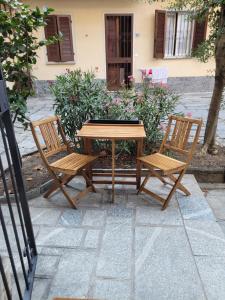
51 69 179 154
134 81 179 149
51 69 110 147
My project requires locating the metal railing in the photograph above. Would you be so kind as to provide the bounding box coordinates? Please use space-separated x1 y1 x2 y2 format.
0 68 37 300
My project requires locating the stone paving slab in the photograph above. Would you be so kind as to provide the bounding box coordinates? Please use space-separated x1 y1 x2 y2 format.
177 176 216 221
219 221 225 235
47 250 96 300
184 220 225 256
93 279 131 300
206 189 225 220
2 175 225 299
35 255 61 278
195 256 225 300
36 227 84 248
96 223 132 279
135 226 206 300
136 201 182 226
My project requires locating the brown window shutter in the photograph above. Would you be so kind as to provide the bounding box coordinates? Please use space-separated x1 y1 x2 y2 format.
154 10 166 58
105 16 119 59
57 16 74 62
44 15 60 62
192 18 208 51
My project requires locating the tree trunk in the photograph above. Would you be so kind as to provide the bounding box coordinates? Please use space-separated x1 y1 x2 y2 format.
202 75 224 154
202 6 225 154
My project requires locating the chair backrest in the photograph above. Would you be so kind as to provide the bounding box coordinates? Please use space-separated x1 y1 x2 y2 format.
159 115 202 163
30 116 70 165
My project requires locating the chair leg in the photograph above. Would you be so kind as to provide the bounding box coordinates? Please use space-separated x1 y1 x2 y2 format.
137 166 165 196
162 169 186 210
58 183 77 209
82 171 96 193
137 174 150 195
44 171 77 209
147 167 166 185
44 174 74 198
167 174 191 196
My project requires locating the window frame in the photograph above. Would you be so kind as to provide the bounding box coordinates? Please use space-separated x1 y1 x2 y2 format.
154 10 207 60
164 10 195 59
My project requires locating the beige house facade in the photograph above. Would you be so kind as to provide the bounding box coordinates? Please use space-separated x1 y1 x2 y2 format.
25 0 215 93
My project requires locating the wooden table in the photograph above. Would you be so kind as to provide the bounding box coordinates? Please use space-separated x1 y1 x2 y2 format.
77 121 146 202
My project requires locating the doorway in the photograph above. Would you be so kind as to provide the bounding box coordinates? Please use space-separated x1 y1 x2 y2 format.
105 14 133 90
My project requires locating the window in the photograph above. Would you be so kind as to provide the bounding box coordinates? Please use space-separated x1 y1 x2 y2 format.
154 10 207 59
44 15 74 62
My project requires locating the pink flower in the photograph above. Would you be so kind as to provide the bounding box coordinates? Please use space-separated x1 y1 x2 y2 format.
128 75 135 82
186 112 192 118
112 97 121 105
148 69 152 75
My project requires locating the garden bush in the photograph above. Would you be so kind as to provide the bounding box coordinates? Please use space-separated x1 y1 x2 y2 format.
51 69 179 154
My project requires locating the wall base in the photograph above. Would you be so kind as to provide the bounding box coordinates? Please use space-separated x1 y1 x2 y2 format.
33 76 215 96
167 76 214 93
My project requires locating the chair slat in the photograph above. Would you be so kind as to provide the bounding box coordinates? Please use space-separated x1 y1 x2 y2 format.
171 120 180 146
163 144 189 155
182 122 192 149
178 121 188 148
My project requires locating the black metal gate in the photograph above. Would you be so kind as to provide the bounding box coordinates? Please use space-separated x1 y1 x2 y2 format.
0 68 37 300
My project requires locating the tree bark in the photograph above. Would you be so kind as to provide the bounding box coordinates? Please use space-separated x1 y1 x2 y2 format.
202 5 225 154
202 75 224 153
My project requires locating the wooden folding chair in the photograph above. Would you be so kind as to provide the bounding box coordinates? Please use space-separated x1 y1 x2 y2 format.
30 116 98 209
137 115 202 210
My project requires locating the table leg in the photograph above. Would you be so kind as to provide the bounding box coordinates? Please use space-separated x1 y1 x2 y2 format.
111 139 116 202
83 137 93 182
136 138 143 189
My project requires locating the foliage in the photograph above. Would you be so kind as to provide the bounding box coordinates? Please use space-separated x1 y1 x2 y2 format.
51 69 110 147
134 81 178 147
51 69 179 154
0 0 57 126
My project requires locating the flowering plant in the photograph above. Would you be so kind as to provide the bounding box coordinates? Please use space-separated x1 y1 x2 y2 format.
51 69 179 153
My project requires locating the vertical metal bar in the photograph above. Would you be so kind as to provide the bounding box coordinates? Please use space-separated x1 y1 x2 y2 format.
0 154 29 289
0 193 23 300
23 255 37 300
0 255 12 300
0 122 32 270
0 66 37 300
0 78 37 257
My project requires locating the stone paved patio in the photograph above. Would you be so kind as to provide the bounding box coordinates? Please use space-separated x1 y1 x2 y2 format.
1 175 225 299
1 91 225 168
